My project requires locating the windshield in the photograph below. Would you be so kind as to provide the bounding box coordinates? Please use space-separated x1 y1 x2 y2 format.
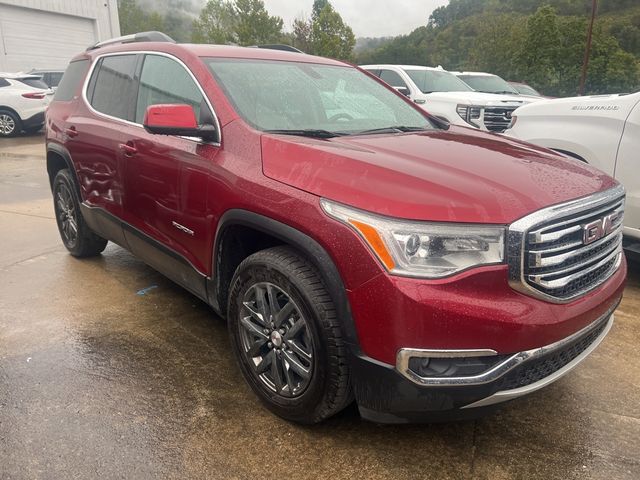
404 69 472 93
204 58 433 135
511 83 541 96
458 74 518 94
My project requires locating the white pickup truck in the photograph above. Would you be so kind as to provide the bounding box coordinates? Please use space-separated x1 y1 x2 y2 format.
506 92 640 254
361 64 538 132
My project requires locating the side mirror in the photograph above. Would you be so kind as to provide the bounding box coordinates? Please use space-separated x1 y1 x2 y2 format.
143 104 218 142
394 86 411 97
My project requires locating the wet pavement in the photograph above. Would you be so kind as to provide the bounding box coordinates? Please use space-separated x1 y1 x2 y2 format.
1 134 639 479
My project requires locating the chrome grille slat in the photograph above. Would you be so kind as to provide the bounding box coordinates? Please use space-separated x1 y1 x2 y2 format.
530 227 623 268
528 246 622 289
483 107 518 132
507 185 625 303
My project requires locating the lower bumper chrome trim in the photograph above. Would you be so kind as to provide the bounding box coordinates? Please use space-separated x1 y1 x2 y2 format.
462 313 614 409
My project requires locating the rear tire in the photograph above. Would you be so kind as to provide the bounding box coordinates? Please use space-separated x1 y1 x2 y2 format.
0 110 21 137
53 169 107 257
228 246 352 424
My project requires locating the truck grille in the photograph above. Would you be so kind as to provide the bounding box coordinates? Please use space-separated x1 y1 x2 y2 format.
483 107 518 132
508 186 625 302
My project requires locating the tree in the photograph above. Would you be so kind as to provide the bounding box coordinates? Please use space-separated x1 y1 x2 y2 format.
292 16 313 53
192 0 237 44
310 2 355 60
234 0 284 45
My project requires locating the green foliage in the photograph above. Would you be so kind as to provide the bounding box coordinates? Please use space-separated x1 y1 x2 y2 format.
234 0 284 45
192 0 237 44
117 0 194 42
310 3 355 60
357 1 640 96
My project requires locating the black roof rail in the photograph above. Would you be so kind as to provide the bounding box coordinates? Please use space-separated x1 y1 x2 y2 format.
87 31 175 51
251 44 303 53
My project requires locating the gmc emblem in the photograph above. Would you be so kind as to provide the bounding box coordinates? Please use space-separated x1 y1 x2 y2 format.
582 212 621 245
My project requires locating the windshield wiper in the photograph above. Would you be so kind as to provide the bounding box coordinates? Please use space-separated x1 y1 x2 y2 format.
354 126 429 135
264 129 345 138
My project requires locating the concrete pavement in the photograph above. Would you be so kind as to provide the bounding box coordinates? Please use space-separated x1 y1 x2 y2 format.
1 134 639 479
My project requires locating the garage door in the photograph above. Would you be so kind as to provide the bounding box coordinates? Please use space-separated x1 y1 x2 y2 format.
0 4 96 71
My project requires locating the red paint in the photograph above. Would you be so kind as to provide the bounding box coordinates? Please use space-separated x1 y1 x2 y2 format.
46 42 626 370
143 104 198 129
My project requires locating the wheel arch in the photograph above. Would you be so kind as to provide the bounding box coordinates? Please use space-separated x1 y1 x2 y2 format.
0 105 21 118
47 143 82 196
211 209 358 346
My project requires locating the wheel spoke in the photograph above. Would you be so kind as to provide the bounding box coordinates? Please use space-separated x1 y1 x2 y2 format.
271 353 285 391
256 349 274 374
282 349 310 380
284 318 305 340
285 339 312 362
255 286 271 323
282 361 296 393
247 337 268 357
240 315 268 340
266 284 279 315
242 301 267 326
274 301 295 328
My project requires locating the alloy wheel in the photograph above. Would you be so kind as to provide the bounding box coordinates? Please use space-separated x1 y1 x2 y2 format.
0 114 16 135
239 282 314 397
55 182 78 246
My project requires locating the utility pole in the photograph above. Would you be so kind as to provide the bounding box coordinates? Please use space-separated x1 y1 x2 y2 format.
579 0 598 95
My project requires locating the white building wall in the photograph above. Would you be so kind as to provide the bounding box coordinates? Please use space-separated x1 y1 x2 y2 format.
0 0 120 71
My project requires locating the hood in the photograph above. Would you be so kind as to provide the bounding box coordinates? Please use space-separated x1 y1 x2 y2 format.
422 90 536 106
261 128 617 224
514 92 640 119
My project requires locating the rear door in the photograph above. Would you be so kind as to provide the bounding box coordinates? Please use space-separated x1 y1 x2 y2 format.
66 53 139 229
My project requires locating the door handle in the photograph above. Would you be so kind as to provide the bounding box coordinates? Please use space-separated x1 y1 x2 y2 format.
65 126 78 137
119 142 137 156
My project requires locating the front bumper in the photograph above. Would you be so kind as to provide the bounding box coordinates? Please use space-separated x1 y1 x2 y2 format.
351 301 618 423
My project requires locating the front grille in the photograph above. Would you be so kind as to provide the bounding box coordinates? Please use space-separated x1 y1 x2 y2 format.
483 107 517 132
499 315 608 390
509 187 625 302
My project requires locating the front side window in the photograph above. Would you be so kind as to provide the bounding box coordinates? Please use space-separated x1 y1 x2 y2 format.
135 55 206 124
379 70 408 89
404 69 473 94
88 54 138 120
204 58 432 134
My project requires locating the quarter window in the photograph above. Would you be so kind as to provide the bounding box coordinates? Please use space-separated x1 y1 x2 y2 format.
88 54 138 120
54 60 90 101
135 55 206 124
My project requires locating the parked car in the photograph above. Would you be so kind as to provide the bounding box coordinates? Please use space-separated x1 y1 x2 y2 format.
506 91 640 255
361 64 536 132
508 81 544 97
46 32 626 424
29 69 65 90
0 73 51 136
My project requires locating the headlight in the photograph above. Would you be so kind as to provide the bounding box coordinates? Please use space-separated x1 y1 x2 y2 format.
456 104 482 128
321 199 505 278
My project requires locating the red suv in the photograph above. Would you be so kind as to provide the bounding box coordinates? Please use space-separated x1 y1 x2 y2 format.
46 32 626 424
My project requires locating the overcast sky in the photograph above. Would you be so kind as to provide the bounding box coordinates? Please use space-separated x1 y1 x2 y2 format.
263 0 448 38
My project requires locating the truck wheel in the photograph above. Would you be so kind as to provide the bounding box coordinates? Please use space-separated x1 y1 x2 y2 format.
228 246 352 424
0 110 21 137
53 169 108 257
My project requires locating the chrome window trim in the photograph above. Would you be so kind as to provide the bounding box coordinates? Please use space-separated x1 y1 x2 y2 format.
507 184 625 304
81 50 222 147
395 298 618 387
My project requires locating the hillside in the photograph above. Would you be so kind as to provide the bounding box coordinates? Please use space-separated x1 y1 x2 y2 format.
356 0 640 96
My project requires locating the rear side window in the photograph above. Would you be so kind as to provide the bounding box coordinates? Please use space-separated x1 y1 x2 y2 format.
17 78 49 89
54 60 89 101
0 78 9 88
88 54 138 120
135 54 205 124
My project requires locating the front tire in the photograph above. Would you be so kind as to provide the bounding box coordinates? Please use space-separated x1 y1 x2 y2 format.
53 169 107 257
228 246 352 424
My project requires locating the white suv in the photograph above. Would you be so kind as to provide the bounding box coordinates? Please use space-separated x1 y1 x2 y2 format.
361 65 536 132
505 91 640 250
0 73 52 137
